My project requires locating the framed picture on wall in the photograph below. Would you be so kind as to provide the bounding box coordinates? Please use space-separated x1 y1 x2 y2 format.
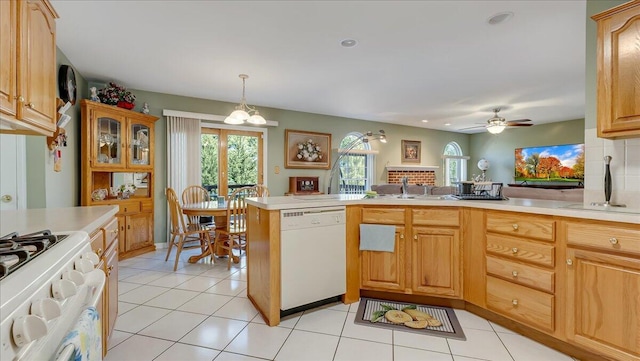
285 129 331 169
401 140 421 163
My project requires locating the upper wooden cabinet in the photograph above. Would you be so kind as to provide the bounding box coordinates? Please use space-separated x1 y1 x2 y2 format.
592 1 640 138
0 0 58 136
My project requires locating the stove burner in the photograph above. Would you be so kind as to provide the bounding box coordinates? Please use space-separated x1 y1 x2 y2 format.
0 230 69 281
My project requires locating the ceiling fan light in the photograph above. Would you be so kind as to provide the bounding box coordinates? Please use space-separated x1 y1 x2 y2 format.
487 124 506 134
247 112 266 125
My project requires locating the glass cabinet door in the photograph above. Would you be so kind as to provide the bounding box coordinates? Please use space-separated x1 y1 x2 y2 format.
130 122 150 167
95 113 124 167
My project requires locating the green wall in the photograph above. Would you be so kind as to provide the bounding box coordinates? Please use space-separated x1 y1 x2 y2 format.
469 119 585 185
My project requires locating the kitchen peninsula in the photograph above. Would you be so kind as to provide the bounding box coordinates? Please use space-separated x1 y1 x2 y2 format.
245 195 639 361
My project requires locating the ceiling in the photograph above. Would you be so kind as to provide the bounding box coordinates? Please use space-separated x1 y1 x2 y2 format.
51 1 587 134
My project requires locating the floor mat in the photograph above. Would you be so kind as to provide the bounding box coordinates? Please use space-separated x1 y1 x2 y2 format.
354 297 466 340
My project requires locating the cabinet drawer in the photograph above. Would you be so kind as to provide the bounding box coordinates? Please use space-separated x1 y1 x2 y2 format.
486 256 554 293
412 208 459 227
487 212 554 242
118 201 141 215
486 234 555 268
565 221 640 256
486 276 554 332
90 229 105 257
140 200 153 212
362 208 405 225
103 217 119 250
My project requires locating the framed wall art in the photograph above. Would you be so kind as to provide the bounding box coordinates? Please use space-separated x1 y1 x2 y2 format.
285 129 331 169
401 140 421 163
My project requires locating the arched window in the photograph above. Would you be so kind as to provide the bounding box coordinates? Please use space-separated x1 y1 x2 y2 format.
442 141 468 186
337 132 375 194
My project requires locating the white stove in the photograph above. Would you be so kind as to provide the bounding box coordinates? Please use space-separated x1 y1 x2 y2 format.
0 230 105 361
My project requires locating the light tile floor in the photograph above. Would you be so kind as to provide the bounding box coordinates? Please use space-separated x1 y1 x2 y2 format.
105 248 576 361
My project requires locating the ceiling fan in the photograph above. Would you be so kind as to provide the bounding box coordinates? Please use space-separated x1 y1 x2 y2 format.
460 108 533 134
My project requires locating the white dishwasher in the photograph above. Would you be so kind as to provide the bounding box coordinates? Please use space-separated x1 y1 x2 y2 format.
280 206 346 312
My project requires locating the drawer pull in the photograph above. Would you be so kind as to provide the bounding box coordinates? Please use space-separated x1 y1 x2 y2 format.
566 259 573 266
512 247 518 254
512 224 519 230
512 270 518 277
107 265 114 276
609 237 618 245
512 299 518 306
95 248 103 257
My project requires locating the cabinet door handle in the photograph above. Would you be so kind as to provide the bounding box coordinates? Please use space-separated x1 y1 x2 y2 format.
400 234 404 239
111 229 118 235
413 234 417 240
512 270 518 277
27 102 35 109
512 247 518 254
609 237 618 245
566 259 573 266
107 265 114 276
95 248 103 257
17 96 24 103
512 299 518 306
512 224 519 230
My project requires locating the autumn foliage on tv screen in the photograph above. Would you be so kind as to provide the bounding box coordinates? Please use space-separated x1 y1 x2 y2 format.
515 144 584 182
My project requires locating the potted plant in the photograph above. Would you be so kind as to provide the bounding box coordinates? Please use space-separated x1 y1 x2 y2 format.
97 82 136 109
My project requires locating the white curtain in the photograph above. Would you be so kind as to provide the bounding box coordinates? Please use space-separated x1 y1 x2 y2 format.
166 116 201 201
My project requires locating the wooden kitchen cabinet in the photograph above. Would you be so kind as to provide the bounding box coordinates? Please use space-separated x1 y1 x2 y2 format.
81 100 159 259
592 1 640 138
412 226 461 297
89 217 119 357
485 211 557 333
361 226 406 291
0 0 58 136
564 219 640 360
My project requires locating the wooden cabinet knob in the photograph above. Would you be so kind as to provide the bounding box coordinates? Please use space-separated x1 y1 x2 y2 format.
512 247 518 254
27 102 35 109
413 235 417 240
512 270 518 277
512 224 519 230
609 237 618 245
400 234 404 239
512 299 518 306
95 248 103 257
566 259 573 265
17 96 25 103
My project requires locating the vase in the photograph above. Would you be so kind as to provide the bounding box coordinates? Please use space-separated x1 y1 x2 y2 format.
117 101 135 110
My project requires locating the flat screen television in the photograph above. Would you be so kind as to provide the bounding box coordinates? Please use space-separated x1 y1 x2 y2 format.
514 143 584 184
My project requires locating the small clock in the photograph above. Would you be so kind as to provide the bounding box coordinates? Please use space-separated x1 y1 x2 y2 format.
58 65 77 105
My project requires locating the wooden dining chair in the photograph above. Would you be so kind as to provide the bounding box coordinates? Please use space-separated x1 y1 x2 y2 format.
166 187 215 271
254 184 270 197
181 185 214 227
215 186 254 269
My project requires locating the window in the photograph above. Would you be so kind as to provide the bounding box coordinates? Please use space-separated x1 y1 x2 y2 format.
337 132 375 194
201 127 264 197
442 141 468 186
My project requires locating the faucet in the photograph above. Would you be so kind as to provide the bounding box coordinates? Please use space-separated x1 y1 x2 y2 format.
401 177 409 198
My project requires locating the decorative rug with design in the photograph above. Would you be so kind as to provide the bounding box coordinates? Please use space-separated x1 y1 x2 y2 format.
354 297 466 340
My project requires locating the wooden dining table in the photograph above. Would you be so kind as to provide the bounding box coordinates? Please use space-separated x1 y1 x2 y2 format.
181 201 239 264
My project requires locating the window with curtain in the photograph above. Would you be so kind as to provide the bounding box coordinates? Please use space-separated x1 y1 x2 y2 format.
442 141 468 186
338 132 375 194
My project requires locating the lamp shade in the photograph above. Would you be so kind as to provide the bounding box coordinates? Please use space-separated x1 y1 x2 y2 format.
224 115 245 125
247 112 266 125
487 124 505 134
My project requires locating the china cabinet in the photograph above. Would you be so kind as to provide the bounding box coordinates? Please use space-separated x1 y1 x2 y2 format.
592 1 640 138
81 100 158 259
0 0 58 136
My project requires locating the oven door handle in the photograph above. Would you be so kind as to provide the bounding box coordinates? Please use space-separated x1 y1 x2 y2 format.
53 344 75 361
83 269 106 308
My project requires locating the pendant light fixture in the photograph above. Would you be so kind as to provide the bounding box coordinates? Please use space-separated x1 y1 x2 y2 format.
224 74 266 125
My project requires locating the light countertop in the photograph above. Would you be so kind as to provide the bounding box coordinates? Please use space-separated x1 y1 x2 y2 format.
246 195 640 224
0 206 119 236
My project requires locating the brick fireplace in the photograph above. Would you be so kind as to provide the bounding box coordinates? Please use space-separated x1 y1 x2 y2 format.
386 166 439 185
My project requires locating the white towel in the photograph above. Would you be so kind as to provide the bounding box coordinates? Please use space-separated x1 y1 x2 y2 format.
359 224 396 252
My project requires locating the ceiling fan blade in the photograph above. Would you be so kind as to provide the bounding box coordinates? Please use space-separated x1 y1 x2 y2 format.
506 123 533 127
506 119 532 124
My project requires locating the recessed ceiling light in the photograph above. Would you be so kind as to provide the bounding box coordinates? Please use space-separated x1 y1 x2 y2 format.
444 123 451 126
487 11 514 25
421 119 429 123
340 39 357 48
